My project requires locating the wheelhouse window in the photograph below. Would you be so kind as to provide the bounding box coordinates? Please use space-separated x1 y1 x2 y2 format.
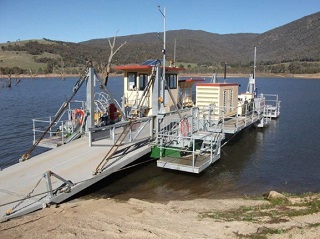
139 74 148 91
127 72 137 91
165 74 177 89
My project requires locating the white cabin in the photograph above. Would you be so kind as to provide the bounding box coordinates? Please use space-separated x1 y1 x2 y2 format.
114 61 184 116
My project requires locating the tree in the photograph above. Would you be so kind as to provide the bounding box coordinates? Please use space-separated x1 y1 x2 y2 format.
102 31 127 86
288 62 302 74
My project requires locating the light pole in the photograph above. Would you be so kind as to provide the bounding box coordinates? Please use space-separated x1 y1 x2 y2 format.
158 6 166 108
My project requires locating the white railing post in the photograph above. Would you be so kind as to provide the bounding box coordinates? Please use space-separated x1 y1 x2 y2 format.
33 119 36 143
61 122 64 145
49 116 52 137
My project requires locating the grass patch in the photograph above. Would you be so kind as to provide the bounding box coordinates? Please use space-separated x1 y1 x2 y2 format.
0 50 47 70
201 195 320 223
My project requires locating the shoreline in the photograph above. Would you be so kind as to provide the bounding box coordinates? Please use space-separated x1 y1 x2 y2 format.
0 192 319 238
1 72 320 79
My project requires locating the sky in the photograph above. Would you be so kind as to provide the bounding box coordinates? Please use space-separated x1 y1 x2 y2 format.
0 0 319 43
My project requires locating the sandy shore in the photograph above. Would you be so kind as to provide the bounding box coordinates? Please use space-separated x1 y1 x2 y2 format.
1 193 319 239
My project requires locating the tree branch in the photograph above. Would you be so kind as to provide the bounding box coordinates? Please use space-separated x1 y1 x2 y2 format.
102 32 127 86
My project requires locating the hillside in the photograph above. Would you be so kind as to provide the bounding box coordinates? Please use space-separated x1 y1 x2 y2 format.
250 11 320 62
82 11 320 65
1 11 319 76
82 30 259 65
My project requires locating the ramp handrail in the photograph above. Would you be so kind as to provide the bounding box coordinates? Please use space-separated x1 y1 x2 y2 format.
20 66 90 161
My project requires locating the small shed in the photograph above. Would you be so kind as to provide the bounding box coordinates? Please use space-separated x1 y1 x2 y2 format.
196 83 239 117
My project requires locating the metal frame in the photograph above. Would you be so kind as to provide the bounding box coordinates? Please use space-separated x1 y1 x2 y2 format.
43 170 74 201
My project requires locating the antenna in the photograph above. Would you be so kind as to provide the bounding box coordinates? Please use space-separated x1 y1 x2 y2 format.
173 38 176 66
158 6 166 73
253 46 256 79
158 5 166 114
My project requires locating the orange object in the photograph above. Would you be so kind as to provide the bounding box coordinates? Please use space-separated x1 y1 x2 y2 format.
72 109 85 124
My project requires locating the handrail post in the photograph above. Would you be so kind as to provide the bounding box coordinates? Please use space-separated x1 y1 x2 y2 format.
61 121 64 145
192 137 195 171
32 119 36 144
112 126 115 143
89 130 92 147
49 116 52 137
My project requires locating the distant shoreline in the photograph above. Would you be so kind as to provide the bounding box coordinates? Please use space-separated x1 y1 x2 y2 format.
1 72 320 79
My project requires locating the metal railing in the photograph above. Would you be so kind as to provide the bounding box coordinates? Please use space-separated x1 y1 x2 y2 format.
263 94 281 118
32 101 86 147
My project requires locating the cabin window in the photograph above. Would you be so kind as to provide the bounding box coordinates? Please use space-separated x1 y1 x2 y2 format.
127 72 137 91
223 90 227 107
139 74 148 91
165 74 177 89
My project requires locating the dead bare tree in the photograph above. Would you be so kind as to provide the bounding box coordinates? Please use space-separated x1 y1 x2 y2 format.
102 31 127 86
7 74 12 88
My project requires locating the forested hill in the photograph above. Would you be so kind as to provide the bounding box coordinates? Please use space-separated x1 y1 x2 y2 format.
82 11 320 64
1 11 319 75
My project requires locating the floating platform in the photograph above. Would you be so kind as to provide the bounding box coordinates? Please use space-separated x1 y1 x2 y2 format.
157 153 219 174
155 131 223 174
222 113 263 134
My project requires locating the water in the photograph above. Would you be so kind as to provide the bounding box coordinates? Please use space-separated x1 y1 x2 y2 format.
1 76 320 200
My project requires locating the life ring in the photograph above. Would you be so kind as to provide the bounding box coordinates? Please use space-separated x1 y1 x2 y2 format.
72 109 85 125
180 118 190 137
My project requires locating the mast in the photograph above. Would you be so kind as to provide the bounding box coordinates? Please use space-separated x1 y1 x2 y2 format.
161 7 166 86
173 38 176 66
253 46 256 79
158 6 166 114
247 47 257 94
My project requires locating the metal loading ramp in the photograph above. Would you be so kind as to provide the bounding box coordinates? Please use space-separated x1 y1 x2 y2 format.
0 120 152 221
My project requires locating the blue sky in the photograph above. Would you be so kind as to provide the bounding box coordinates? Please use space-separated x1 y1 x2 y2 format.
0 0 319 43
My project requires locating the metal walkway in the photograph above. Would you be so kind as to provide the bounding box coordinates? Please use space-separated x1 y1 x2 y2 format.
0 128 151 221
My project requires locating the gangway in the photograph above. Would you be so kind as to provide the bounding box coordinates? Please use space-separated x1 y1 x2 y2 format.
0 66 154 221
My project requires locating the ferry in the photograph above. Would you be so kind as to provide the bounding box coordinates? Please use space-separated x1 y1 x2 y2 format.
0 8 281 219
0 53 281 220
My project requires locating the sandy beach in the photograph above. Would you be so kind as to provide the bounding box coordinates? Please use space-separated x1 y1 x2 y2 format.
1 192 319 239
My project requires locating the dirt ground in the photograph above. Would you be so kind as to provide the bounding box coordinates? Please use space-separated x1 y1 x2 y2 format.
1 193 319 239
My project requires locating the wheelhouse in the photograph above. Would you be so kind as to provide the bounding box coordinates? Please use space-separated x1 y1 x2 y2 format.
114 60 184 116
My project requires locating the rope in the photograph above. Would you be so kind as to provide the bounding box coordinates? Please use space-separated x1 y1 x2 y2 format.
19 65 90 162
1 157 157 213
93 68 157 174
4 177 43 216
221 130 241 148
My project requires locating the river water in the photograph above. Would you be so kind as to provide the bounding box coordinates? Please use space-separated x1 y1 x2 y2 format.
0 76 320 200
